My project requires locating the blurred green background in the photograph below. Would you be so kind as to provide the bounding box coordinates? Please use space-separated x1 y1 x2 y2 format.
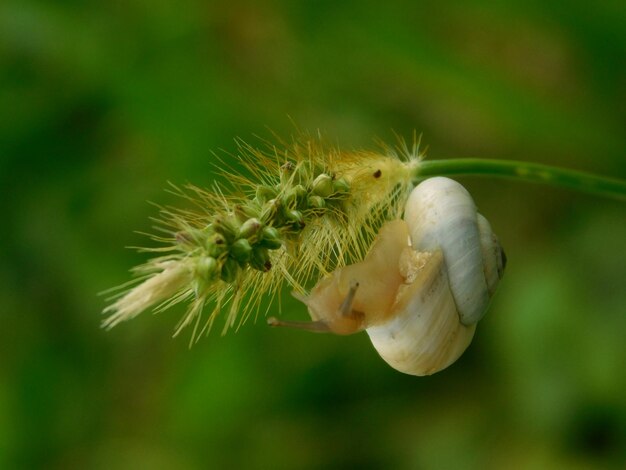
1 0 625 468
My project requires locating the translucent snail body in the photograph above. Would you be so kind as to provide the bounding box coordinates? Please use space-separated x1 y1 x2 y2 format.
269 177 505 376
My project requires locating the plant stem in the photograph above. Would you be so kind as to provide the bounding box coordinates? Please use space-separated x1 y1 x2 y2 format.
415 159 626 201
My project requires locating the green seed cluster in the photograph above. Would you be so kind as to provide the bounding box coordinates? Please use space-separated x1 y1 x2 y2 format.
186 163 351 291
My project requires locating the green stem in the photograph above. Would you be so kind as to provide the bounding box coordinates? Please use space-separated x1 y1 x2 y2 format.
415 159 626 201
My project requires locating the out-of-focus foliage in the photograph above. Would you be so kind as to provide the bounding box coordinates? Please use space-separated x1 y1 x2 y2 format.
1 0 625 468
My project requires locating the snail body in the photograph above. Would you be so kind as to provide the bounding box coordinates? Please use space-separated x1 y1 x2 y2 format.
269 177 505 376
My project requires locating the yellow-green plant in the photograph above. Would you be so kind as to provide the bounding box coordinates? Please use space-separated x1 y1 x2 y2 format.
103 133 626 342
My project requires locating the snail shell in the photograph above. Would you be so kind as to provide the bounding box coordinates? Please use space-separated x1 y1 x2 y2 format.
270 177 505 376
403 177 505 325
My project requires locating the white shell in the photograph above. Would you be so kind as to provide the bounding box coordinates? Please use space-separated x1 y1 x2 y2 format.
403 177 499 325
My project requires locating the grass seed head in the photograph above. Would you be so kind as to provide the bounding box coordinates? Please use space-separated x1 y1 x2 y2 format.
103 133 423 343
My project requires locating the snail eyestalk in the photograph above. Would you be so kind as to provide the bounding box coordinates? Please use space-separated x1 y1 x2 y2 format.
415 159 626 201
338 281 360 317
267 316 331 333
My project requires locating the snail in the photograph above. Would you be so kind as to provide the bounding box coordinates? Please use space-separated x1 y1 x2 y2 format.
268 177 506 376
